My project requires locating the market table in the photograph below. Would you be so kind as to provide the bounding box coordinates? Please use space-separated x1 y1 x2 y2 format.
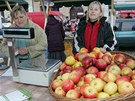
0 69 56 101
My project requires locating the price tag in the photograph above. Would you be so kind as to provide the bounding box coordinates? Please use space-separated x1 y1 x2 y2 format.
7 41 13 46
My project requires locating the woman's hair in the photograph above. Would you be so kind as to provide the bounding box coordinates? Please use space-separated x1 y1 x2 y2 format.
10 5 27 19
86 1 103 21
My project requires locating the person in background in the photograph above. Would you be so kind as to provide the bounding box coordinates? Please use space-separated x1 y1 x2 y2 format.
80 10 87 22
125 13 132 19
45 15 66 62
0 5 48 68
73 1 118 55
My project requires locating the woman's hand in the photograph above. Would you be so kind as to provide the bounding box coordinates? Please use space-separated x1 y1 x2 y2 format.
18 48 28 55
100 48 106 53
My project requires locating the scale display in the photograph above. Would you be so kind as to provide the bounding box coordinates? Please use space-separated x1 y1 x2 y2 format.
2 27 34 39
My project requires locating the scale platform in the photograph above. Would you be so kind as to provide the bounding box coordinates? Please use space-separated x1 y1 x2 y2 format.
13 59 62 87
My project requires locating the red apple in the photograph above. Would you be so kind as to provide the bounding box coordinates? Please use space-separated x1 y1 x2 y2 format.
83 85 98 98
77 77 85 87
74 66 86 76
81 56 93 68
116 75 131 85
98 52 104 59
80 84 89 95
66 89 80 98
102 54 112 65
51 79 63 90
118 81 135 94
90 78 105 92
84 74 96 84
86 66 99 74
55 86 66 96
114 54 126 65
75 52 80 60
119 63 127 69
63 66 72 74
95 59 107 70
79 47 88 53
78 52 88 61
62 79 74 92
106 64 121 75
126 59 135 69
59 63 67 70
103 72 116 82
69 71 81 84
130 80 135 89
97 71 107 79
132 74 135 80
88 51 98 59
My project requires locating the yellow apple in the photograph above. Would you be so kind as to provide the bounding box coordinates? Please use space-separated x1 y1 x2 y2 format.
118 81 135 94
65 56 76 66
79 48 88 53
103 82 118 95
92 47 101 53
72 61 82 69
61 73 70 81
55 86 66 96
90 78 105 92
98 92 110 98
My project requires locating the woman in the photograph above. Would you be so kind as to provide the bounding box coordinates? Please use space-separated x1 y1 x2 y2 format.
45 15 66 62
0 5 48 68
73 1 118 55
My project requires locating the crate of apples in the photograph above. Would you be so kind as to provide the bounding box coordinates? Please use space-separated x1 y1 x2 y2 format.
49 47 135 101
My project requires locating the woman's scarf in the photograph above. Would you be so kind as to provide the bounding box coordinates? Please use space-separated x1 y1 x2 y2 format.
84 21 101 52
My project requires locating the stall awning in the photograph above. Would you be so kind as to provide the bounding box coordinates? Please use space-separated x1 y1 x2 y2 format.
34 0 111 7
0 0 28 11
52 0 111 7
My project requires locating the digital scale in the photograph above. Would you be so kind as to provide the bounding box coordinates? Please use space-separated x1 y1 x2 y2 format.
2 27 62 86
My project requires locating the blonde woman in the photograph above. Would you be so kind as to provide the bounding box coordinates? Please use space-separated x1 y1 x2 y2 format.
73 1 118 54
0 5 48 68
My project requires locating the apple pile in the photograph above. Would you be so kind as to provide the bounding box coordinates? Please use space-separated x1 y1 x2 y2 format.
51 47 135 99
